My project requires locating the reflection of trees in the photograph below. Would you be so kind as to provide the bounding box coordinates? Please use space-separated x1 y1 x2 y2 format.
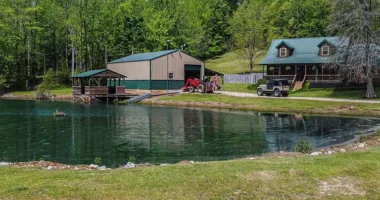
1 101 379 167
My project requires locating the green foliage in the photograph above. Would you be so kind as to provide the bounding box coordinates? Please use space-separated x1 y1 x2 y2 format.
285 66 291 71
55 68 71 86
257 78 267 85
312 66 318 71
38 69 59 95
94 157 102 165
0 75 9 90
128 156 136 163
359 134 367 143
210 76 223 84
294 138 313 153
247 79 267 91
269 67 275 71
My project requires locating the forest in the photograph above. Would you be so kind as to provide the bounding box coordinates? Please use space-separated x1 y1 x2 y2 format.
0 0 359 90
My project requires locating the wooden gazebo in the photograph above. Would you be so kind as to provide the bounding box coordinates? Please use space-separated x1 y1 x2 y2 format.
72 69 127 96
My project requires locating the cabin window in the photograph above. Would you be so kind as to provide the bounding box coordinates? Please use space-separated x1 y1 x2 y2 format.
279 48 287 57
168 73 174 79
322 46 329 56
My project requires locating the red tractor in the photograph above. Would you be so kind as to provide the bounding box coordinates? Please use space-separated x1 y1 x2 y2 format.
181 75 221 93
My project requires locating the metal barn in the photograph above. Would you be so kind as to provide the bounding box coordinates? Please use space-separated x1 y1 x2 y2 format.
107 50 205 90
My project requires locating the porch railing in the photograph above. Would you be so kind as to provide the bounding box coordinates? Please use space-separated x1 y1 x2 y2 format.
265 75 295 80
306 75 340 82
291 75 297 89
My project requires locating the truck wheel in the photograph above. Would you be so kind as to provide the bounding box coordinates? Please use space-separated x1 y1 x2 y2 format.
257 88 264 96
274 89 281 97
197 84 205 93
189 86 195 93
282 92 289 97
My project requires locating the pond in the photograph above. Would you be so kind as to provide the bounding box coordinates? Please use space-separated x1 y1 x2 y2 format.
0 100 379 167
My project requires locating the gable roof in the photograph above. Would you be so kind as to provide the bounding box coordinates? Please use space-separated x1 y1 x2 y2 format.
317 39 336 47
275 41 295 49
261 37 346 65
110 50 178 63
73 69 126 78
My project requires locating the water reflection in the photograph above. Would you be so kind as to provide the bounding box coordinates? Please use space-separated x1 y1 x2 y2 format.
0 100 379 167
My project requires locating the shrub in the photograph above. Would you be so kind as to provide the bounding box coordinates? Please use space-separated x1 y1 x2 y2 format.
247 78 267 91
128 156 136 163
294 138 313 153
285 66 291 71
56 68 71 86
257 78 267 85
94 157 102 165
38 69 59 95
376 130 380 136
359 134 367 143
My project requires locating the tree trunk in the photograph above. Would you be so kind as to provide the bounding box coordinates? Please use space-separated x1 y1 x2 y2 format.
249 61 253 73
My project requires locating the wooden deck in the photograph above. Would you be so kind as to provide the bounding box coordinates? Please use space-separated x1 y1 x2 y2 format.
72 86 137 102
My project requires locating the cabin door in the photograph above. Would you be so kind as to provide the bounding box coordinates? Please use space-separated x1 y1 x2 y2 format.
296 65 306 81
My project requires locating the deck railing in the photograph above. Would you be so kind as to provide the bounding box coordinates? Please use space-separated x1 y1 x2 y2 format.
291 75 297 89
265 75 295 80
305 75 340 82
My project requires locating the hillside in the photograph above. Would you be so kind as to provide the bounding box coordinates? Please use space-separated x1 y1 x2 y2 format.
205 51 265 74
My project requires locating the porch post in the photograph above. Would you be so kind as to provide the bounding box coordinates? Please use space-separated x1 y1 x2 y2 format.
278 66 281 76
322 65 324 82
304 65 307 80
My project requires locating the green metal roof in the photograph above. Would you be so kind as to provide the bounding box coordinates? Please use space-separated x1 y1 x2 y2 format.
111 50 178 63
275 41 295 49
261 37 346 65
73 69 108 78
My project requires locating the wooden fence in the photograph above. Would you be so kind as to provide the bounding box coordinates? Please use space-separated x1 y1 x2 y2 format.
224 73 267 84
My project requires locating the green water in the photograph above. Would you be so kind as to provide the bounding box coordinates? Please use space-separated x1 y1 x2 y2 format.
0 100 379 167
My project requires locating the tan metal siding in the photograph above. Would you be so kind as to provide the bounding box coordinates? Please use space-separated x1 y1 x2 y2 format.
151 51 204 80
107 61 150 80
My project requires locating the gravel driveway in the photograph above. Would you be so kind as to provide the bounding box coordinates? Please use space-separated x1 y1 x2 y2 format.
214 91 380 104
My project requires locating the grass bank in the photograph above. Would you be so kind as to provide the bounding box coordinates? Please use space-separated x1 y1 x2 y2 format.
1 87 73 100
147 93 380 117
1 145 380 199
205 51 264 74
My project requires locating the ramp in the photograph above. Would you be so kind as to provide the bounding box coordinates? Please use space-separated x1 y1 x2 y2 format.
126 93 152 103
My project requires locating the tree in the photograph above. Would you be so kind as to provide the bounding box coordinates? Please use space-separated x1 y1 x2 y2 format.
230 0 266 73
329 0 380 98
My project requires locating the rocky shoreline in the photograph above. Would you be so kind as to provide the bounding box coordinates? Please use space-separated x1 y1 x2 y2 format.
1 133 379 171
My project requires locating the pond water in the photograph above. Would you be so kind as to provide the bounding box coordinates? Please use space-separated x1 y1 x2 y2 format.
0 100 379 167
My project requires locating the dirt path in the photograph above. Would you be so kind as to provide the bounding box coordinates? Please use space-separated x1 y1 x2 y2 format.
215 91 380 104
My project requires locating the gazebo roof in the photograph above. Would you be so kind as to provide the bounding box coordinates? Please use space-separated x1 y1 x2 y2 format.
72 69 126 78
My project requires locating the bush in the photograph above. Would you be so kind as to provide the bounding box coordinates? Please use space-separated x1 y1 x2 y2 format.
257 78 267 85
247 79 267 91
38 69 59 95
359 134 367 143
94 157 102 165
128 156 136 163
294 138 313 153
56 68 71 86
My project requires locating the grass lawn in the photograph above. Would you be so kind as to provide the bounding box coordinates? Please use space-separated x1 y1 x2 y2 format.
10 87 72 97
221 83 254 93
205 51 265 74
159 93 380 116
1 146 380 199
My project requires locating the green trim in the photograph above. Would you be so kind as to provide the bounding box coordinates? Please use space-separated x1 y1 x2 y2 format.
149 60 152 90
151 80 185 90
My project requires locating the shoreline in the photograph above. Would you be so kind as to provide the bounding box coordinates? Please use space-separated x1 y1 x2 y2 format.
2 130 379 171
3 92 380 117
141 98 380 117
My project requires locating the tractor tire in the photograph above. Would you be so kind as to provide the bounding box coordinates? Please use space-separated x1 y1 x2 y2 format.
197 84 205 93
189 86 195 93
257 88 264 96
282 92 289 97
274 89 281 97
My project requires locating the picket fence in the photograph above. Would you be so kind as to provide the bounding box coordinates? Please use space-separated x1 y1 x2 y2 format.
224 73 267 84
